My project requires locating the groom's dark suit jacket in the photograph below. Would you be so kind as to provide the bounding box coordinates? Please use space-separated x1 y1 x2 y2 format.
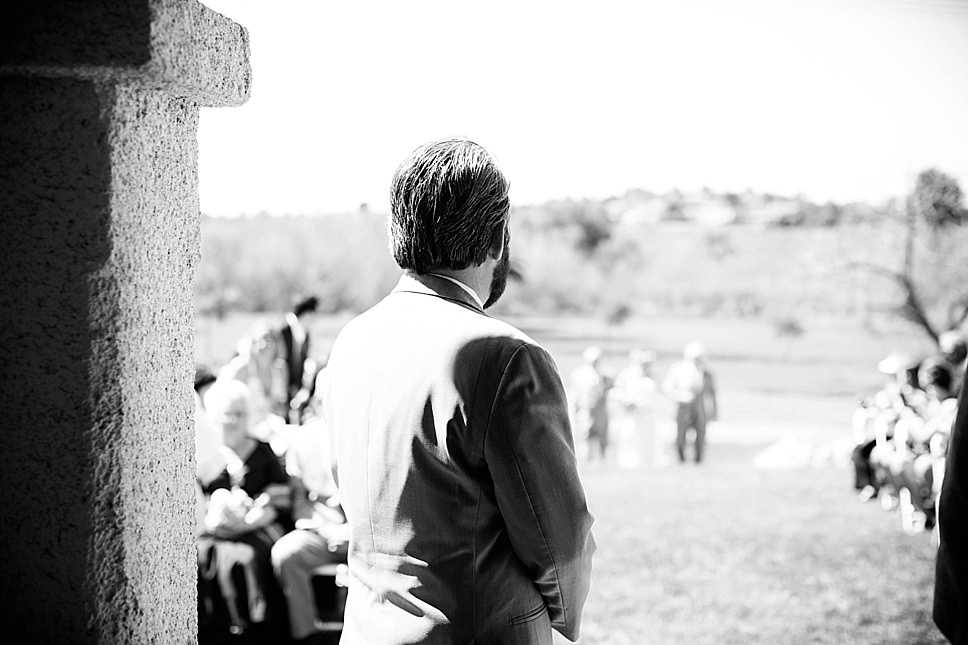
936 372 968 644
323 273 595 644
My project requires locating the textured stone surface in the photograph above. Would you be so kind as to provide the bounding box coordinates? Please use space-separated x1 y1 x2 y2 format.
0 76 110 639
88 83 201 643
0 0 251 107
148 0 251 107
0 1 249 642
0 1 152 68
0 74 200 645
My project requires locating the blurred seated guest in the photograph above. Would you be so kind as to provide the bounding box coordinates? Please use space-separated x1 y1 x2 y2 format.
890 408 936 533
663 341 717 464
279 295 320 423
907 359 960 525
871 355 957 532
194 366 224 532
880 352 927 415
219 320 288 443
935 376 968 643
850 396 880 501
570 346 614 462
939 329 968 396
610 348 658 469
921 355 958 403
868 354 922 511
271 406 348 644
288 358 329 427
197 379 291 639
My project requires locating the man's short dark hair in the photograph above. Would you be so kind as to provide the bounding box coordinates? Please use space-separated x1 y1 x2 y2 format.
293 296 319 317
389 138 510 274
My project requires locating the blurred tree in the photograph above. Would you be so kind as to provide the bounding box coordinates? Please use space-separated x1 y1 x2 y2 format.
849 168 968 345
662 188 687 221
520 199 612 255
704 230 734 261
563 200 611 255
195 212 400 315
194 187 917 326
774 315 805 357
914 168 967 229
816 201 843 227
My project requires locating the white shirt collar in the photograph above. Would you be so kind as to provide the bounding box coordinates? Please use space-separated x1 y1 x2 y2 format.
426 273 484 309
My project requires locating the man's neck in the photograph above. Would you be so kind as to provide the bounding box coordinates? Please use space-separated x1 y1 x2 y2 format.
426 267 489 307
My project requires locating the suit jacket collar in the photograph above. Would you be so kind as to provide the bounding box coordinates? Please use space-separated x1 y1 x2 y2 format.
392 272 486 314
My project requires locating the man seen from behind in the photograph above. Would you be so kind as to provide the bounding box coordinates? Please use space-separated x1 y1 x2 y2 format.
322 138 596 644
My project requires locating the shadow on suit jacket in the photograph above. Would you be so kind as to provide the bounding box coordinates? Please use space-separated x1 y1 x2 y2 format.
324 273 595 645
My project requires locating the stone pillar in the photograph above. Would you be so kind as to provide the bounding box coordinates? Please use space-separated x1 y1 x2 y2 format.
0 2 250 642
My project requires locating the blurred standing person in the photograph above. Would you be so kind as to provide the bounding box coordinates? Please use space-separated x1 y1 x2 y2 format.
663 341 718 464
219 321 288 442
571 346 614 464
279 295 319 422
610 348 658 469
323 138 595 644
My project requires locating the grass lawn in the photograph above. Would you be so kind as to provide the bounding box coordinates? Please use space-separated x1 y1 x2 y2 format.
568 445 943 644
197 310 947 644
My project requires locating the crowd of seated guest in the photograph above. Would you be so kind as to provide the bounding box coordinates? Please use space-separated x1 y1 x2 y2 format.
851 331 966 535
194 310 347 645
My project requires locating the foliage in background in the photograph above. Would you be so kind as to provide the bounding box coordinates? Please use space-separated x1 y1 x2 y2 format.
196 169 967 345
197 211 400 317
845 168 968 344
198 213 855 321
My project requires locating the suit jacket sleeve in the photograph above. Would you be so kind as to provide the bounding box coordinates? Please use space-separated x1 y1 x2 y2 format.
935 375 968 644
484 343 596 641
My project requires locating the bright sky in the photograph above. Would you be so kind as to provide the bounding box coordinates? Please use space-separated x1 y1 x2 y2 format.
198 0 968 216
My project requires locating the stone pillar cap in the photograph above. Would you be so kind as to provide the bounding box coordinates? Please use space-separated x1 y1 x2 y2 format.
0 0 250 107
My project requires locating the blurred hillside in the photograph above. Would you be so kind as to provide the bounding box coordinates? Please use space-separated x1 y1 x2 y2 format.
197 176 968 342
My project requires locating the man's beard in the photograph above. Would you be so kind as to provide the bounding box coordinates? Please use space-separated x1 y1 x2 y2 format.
484 241 510 310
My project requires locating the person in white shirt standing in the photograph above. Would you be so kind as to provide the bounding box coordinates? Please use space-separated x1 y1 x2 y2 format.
662 342 718 464
570 346 614 463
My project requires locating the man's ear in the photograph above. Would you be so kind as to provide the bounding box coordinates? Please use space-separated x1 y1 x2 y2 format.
488 221 507 261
